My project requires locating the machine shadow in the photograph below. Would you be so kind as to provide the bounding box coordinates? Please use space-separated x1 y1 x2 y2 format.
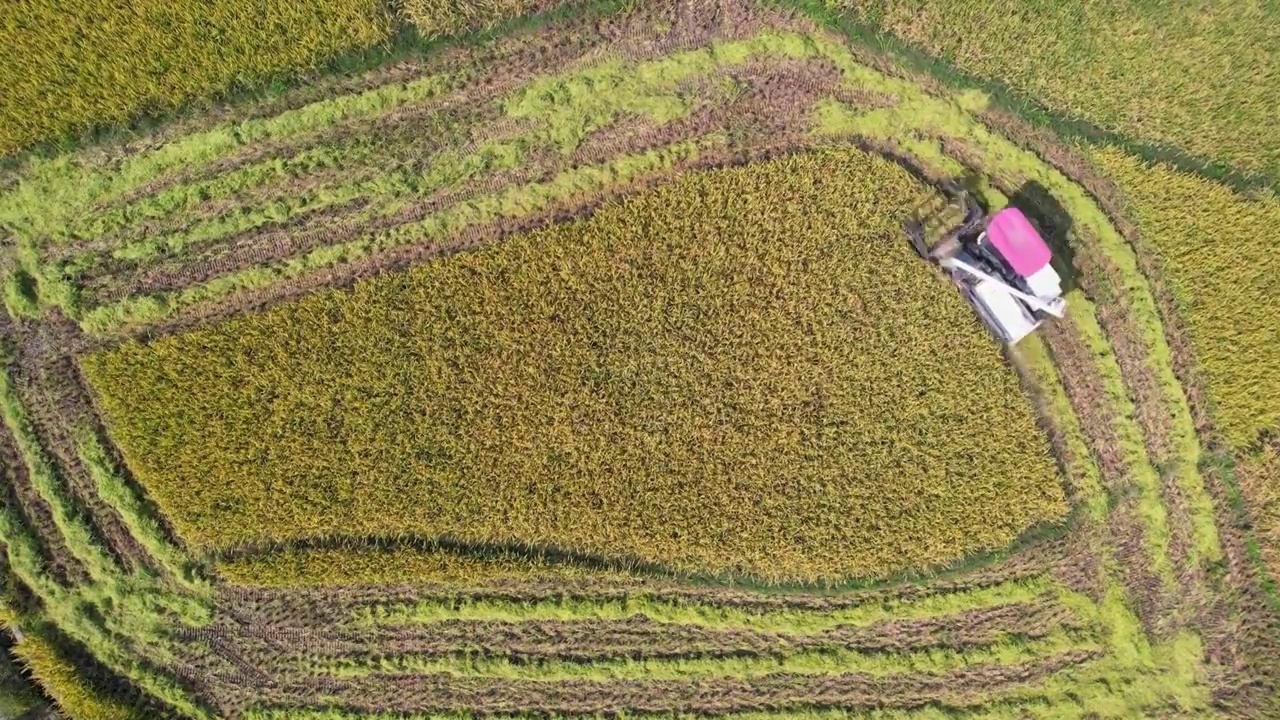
1008 181 1080 294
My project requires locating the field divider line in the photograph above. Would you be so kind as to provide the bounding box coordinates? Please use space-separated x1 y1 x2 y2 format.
352 577 1057 632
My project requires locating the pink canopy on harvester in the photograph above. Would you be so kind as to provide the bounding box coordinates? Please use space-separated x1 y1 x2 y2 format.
985 207 1051 277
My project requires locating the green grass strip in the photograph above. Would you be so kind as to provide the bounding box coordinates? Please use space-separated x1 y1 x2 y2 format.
354 575 1054 631
311 629 1095 681
0 502 209 719
1015 335 1106 522
80 136 718 334
0 371 118 582
0 72 463 247
1063 291 1175 589
74 430 208 593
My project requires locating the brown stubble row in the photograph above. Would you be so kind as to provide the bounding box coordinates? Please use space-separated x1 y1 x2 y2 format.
0 372 83 588
1038 316 1177 637
0 314 83 586
245 650 1101 717
5 314 151 572
203 596 1075 675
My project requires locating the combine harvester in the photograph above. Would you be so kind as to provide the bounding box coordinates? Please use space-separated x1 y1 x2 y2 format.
907 189 1068 344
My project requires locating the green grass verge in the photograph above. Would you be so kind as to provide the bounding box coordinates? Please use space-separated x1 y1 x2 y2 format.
354 576 1056 632
311 629 1095 680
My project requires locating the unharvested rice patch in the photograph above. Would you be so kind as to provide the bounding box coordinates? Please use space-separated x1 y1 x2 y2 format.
1087 148 1280 451
0 0 393 156
1236 440 1280 586
83 147 1066 584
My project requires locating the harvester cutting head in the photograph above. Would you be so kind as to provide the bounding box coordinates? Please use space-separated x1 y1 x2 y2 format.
905 181 984 261
906 185 1068 345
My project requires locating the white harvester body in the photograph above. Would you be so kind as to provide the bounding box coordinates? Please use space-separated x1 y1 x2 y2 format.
906 192 1069 346
941 254 1066 345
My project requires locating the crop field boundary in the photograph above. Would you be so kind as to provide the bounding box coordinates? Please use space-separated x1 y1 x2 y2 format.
775 0 1280 196
0 0 1275 717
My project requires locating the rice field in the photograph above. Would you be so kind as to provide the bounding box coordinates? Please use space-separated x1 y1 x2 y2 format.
81 148 1066 583
0 0 392 157
0 0 1274 717
831 0 1280 179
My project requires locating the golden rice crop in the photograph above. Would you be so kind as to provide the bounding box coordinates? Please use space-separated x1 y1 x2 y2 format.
832 0 1280 178
1089 146 1280 451
6 627 137 720
82 147 1066 585
0 0 391 157
399 0 547 38
1235 440 1280 585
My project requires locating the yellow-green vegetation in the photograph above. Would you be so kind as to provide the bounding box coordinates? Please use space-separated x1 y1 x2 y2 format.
830 0 1280 178
217 544 634 587
1088 147 1280 450
0 0 391 156
83 147 1067 584
0 611 136 720
400 0 547 38
313 630 1094 680
0 1 1259 714
354 576 1055 630
1237 440 1280 583
9 632 138 720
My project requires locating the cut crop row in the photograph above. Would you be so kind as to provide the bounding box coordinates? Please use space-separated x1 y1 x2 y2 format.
217 596 1074 670
240 649 1099 717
